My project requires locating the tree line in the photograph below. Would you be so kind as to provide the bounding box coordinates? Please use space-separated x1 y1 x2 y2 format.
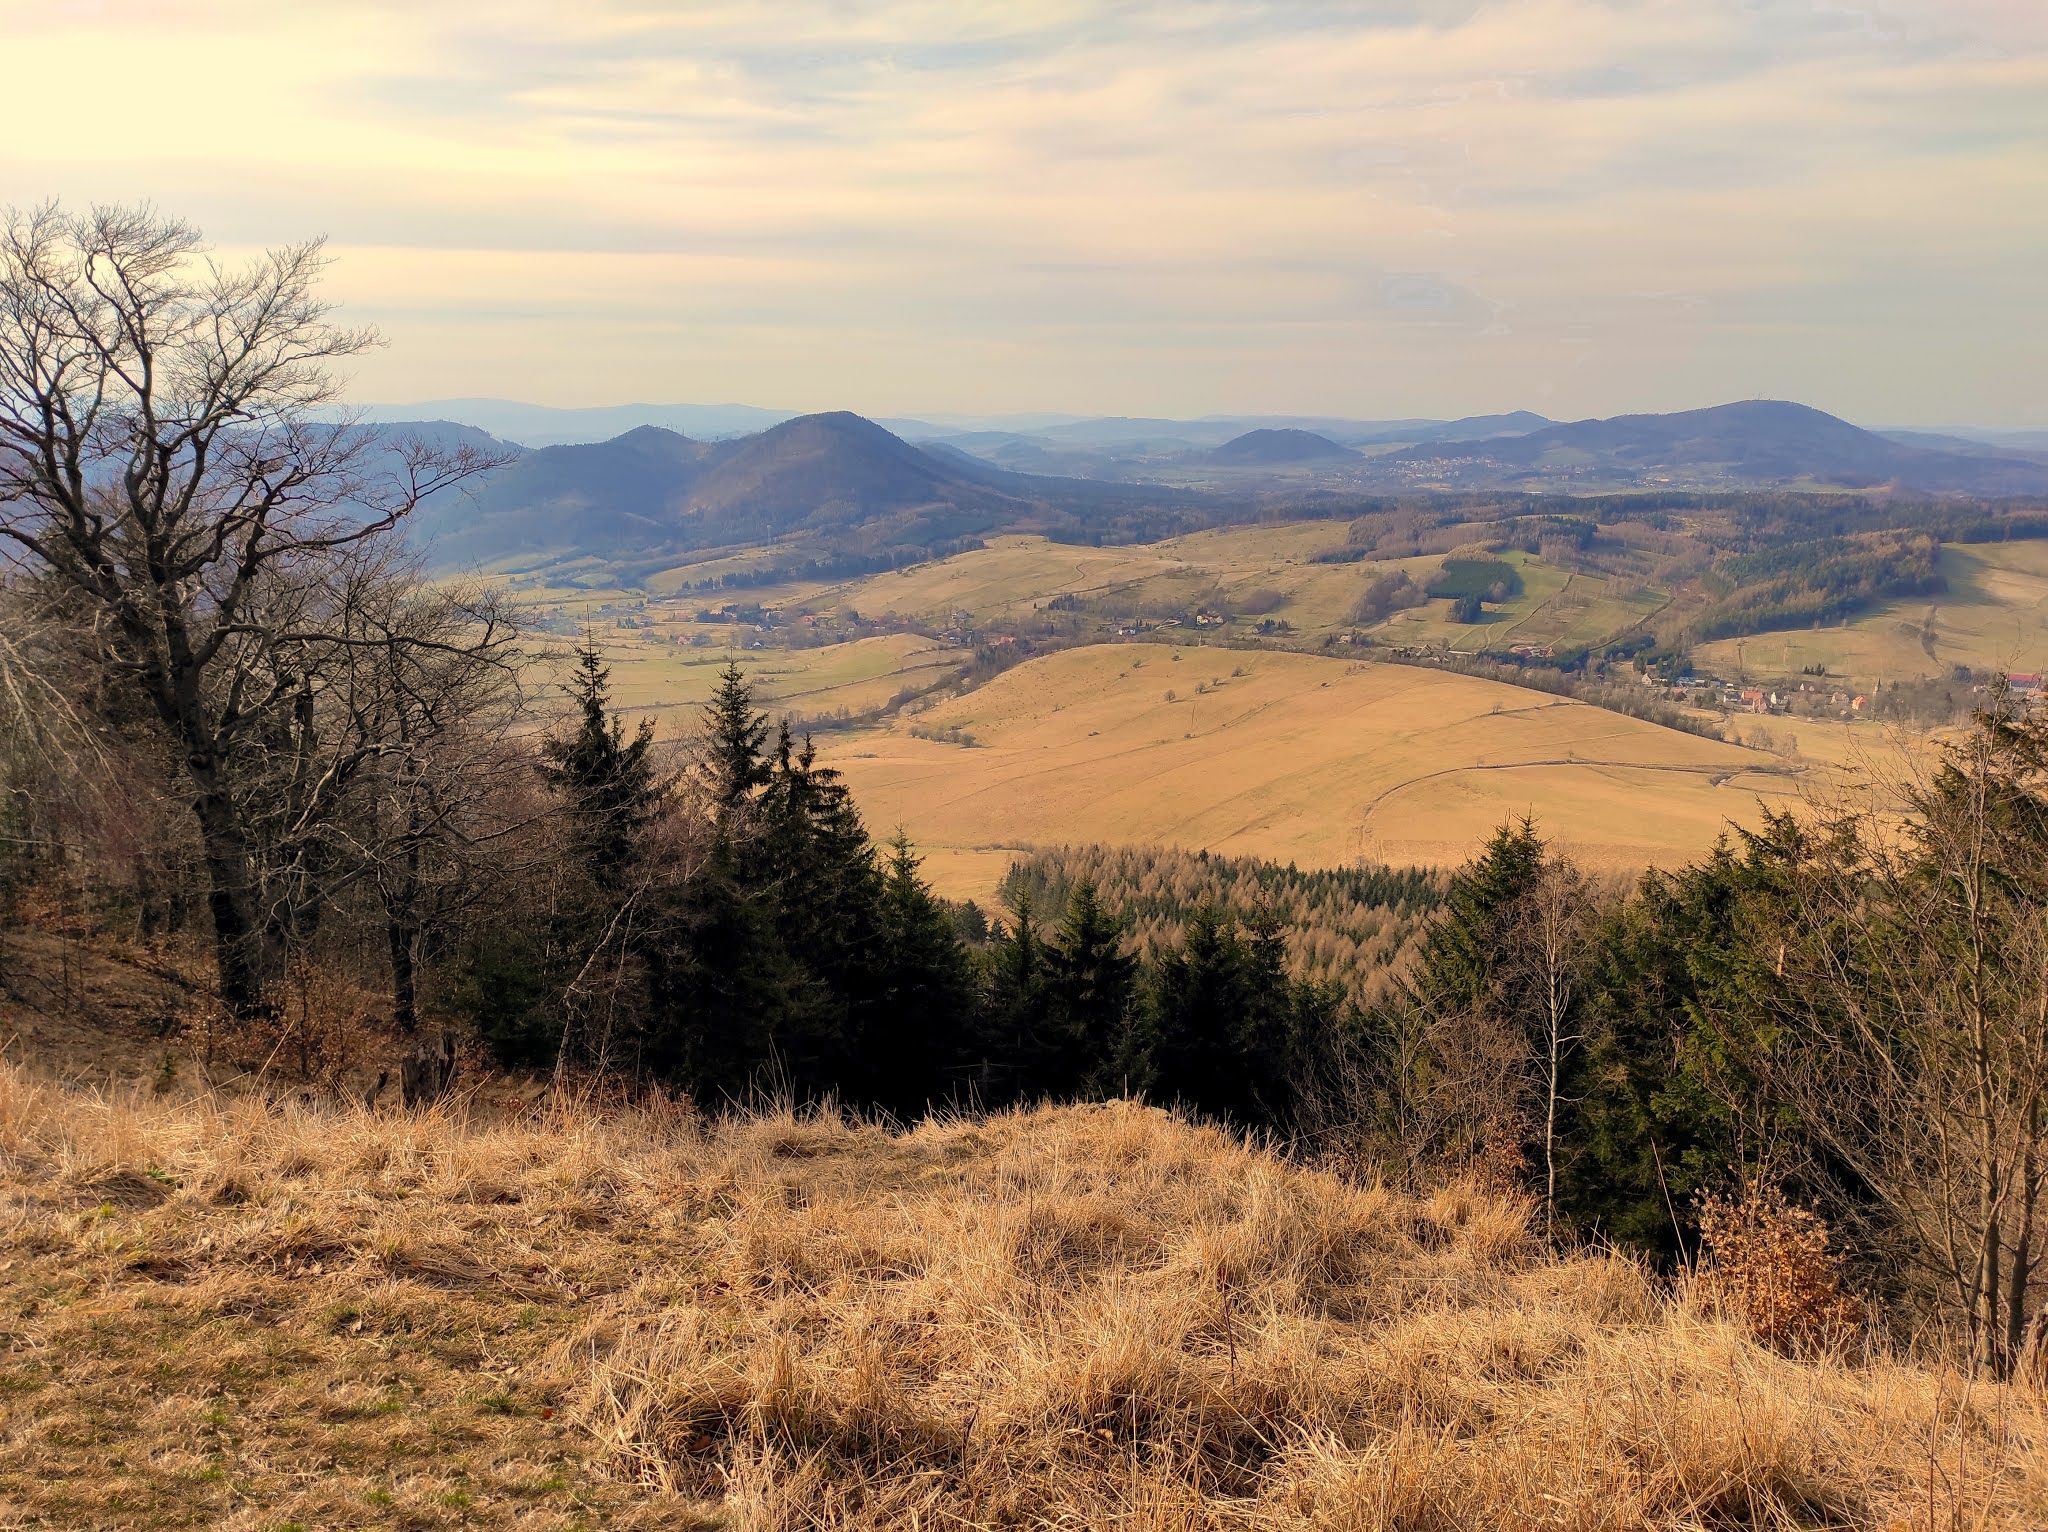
466 651 1352 1128
1687 530 1946 644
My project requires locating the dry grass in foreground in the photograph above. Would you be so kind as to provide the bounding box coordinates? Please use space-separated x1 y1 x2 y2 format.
2 1063 2044 1530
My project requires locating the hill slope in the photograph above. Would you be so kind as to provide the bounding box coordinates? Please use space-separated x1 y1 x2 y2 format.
680 410 1027 536
4 1059 2039 1529
416 412 1031 567
1208 427 1357 465
824 645 1797 899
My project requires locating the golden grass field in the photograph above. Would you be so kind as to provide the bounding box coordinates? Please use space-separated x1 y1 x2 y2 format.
822 644 1811 901
5 1053 2044 1531
534 630 965 724
1692 542 2048 685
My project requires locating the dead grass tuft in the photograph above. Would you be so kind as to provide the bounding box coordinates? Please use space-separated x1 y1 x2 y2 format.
1 1065 2042 1528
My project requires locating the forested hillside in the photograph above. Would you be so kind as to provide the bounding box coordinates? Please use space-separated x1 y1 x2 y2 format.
997 843 1441 1006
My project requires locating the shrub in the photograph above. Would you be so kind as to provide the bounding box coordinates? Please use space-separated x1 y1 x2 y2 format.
1694 1184 1866 1356
1348 569 1427 626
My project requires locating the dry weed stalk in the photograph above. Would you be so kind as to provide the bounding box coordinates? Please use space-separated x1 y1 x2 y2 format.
0 1060 2043 1529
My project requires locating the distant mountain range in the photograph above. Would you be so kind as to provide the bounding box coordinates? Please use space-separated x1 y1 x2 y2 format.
407 411 1198 575
358 398 794 447
363 399 1571 453
385 398 2048 578
1358 401 2048 497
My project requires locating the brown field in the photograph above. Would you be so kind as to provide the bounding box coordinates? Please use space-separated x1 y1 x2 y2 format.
4 1055 2043 1530
481 523 2005 903
823 644 1805 901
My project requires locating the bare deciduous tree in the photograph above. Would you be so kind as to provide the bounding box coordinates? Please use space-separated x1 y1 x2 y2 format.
0 202 503 1015
1511 855 1594 1235
1772 699 2048 1376
315 557 530 1033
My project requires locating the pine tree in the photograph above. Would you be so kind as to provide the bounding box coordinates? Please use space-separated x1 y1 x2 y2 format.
539 642 659 886
751 722 884 1093
1562 853 1753 1256
1402 816 1547 1021
1138 902 1308 1126
1144 904 1250 1119
1234 905 1297 1122
640 831 799 1101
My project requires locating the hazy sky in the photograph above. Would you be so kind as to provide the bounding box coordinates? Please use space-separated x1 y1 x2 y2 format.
6 0 2045 424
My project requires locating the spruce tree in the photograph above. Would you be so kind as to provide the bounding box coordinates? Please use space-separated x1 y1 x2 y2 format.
640 831 799 1100
1144 904 1249 1118
752 722 884 1092
540 642 659 886
1044 880 1137 1095
1402 816 1547 1020
699 662 772 813
865 833 977 1114
1234 906 1297 1121
976 891 1050 1103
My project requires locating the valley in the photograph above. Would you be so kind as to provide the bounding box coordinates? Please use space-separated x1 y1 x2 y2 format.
506 508 2047 902
819 644 1801 900
13 30 2048 1523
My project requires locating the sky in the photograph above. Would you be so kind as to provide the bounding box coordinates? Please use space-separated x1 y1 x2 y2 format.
4 0 2046 425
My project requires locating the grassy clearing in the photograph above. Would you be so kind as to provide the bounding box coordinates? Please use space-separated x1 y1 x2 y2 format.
824 644 1798 899
2 1059 2042 1529
1371 552 1568 653
789 531 1469 641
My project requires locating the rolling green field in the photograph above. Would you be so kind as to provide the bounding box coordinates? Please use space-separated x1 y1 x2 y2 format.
726 531 1675 656
522 522 2048 689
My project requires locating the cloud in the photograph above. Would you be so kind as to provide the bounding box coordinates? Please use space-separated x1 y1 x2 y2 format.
0 0 2042 422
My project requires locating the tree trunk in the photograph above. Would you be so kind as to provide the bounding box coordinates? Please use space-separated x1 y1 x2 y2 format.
388 917 420 1035
1544 1003 1560 1236
190 782 281 1019
384 802 426 1035
401 1028 457 1109
2008 1107 2040 1368
1980 1184 2005 1377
